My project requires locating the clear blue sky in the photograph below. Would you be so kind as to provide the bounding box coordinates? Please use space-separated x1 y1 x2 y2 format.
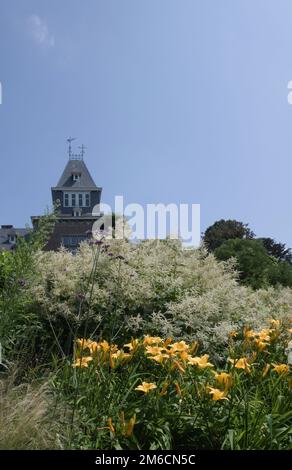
1 0 292 245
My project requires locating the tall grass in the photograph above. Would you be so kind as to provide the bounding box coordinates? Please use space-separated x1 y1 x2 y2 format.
0 368 63 449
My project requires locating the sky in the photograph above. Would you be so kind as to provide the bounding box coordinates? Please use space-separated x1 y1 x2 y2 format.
1 0 292 245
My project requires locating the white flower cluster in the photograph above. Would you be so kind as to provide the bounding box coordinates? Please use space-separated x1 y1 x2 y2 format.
29 239 292 354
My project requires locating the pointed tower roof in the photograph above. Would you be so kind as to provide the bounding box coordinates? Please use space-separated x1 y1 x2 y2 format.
53 159 98 190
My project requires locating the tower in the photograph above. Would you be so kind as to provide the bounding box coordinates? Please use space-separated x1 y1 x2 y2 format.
31 140 102 251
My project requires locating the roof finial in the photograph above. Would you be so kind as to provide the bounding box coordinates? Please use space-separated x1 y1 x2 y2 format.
67 137 76 159
78 144 87 159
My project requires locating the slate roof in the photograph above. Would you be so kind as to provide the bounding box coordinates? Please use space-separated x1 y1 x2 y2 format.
54 159 97 189
0 226 30 251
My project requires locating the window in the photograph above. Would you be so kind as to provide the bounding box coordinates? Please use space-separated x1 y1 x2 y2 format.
63 192 90 207
64 193 69 207
8 234 16 244
72 173 81 181
61 235 86 248
73 209 81 217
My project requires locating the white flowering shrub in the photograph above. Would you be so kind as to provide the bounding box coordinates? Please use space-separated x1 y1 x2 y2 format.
28 239 292 356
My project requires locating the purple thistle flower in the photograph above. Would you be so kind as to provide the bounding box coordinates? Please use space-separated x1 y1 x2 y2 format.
94 239 103 245
18 279 26 288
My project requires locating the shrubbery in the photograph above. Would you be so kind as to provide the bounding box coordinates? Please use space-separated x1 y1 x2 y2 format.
0 233 292 449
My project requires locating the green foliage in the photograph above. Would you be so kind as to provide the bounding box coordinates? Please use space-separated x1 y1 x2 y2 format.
0 209 57 364
55 322 292 450
259 237 292 264
214 239 275 289
215 239 292 289
204 219 254 252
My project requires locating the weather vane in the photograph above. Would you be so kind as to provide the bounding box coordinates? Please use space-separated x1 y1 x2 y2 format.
78 144 87 158
67 137 76 158
67 138 87 160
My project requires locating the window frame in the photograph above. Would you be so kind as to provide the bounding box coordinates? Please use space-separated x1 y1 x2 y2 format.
63 192 91 208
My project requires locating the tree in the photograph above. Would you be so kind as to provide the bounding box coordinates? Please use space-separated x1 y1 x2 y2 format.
214 238 292 289
258 237 292 264
214 238 273 289
204 219 255 252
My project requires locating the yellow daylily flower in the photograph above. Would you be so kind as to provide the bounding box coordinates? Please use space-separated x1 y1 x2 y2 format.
172 360 185 373
162 337 173 348
262 364 271 377
188 354 214 369
110 344 119 353
164 347 178 357
72 356 93 368
228 357 251 373
99 340 110 352
89 341 100 354
256 329 271 342
159 382 169 397
135 382 157 394
174 381 182 397
148 353 167 364
109 352 115 369
107 417 115 433
244 328 256 339
170 341 189 352
254 339 269 351
124 414 136 437
214 372 232 390
272 363 290 375
111 350 131 360
110 350 132 368
229 330 238 338
145 345 165 355
268 319 281 329
179 351 191 361
124 339 139 351
76 338 94 351
207 386 228 401
143 335 163 345
189 341 199 355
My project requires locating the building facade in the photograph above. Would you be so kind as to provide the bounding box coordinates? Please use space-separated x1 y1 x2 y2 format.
0 147 102 252
0 225 29 251
31 154 102 251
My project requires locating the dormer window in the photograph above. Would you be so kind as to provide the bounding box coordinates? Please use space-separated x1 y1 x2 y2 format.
72 173 81 182
8 234 16 244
